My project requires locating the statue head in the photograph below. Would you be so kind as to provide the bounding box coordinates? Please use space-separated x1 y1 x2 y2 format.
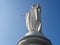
32 4 41 13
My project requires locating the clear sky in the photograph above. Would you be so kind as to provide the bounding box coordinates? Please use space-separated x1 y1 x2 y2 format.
0 0 60 45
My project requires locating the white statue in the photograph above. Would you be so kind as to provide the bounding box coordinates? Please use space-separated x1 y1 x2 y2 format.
23 4 42 32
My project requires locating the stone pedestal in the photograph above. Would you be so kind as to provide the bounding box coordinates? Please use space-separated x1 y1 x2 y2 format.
17 31 52 45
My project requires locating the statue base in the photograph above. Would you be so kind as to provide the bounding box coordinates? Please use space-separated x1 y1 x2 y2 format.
17 31 52 45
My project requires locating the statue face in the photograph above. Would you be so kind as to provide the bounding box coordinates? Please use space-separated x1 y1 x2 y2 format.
32 5 40 12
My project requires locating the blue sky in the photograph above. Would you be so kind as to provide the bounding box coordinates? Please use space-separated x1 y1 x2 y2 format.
0 0 60 45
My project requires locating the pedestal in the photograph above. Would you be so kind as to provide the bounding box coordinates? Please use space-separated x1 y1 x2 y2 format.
17 31 52 45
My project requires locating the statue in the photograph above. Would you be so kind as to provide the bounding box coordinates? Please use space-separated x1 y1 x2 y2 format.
23 4 42 32
18 4 52 45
